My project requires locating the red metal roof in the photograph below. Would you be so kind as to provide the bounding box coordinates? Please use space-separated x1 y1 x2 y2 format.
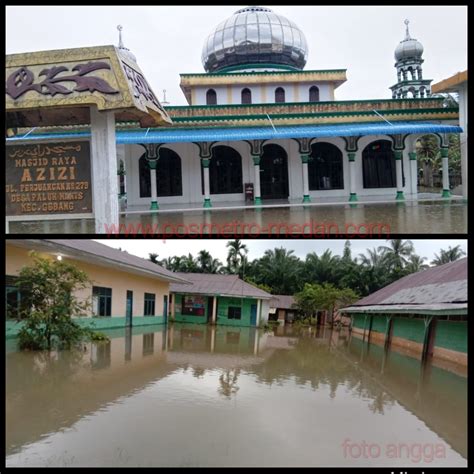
352 258 467 307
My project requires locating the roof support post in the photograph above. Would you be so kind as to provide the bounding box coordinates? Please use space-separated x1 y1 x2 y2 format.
196 142 214 209
139 143 161 211
246 140 265 206
421 315 435 363
390 134 406 201
294 138 312 203
343 136 360 204
384 315 393 351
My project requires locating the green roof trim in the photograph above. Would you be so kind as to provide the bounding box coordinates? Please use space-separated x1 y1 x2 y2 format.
180 68 348 78
170 107 459 123
164 97 446 111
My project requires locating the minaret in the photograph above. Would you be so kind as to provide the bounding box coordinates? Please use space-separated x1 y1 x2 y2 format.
390 20 432 99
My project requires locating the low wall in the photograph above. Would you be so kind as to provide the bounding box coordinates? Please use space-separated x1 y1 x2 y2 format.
5 316 165 339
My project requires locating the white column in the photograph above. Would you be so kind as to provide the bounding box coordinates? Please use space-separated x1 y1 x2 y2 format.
348 152 358 202
441 147 451 198
256 299 261 327
301 155 311 203
394 150 405 200
409 151 418 196
212 296 217 324
149 162 159 210
202 159 212 208
252 155 262 205
90 107 119 233
210 326 216 353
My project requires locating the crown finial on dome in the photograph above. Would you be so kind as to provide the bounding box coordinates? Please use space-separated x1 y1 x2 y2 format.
404 19 411 40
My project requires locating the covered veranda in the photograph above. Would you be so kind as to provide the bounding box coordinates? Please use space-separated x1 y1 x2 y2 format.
6 120 463 214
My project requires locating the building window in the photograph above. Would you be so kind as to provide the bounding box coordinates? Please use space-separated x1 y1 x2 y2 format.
144 293 156 316
275 87 285 103
92 286 112 317
181 295 206 316
206 89 217 105
241 88 252 104
309 142 344 190
309 86 320 102
362 140 397 188
139 147 183 198
202 146 243 195
228 306 242 320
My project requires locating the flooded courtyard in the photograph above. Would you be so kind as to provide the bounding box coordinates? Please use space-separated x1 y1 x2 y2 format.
5 323 467 467
7 200 468 235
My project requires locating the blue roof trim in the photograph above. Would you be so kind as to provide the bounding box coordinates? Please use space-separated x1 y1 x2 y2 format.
6 122 462 145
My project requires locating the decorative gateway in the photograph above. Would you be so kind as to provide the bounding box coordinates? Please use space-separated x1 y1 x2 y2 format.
5 45 172 228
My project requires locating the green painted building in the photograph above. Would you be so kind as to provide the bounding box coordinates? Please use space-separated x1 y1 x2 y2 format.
342 258 467 367
169 273 271 327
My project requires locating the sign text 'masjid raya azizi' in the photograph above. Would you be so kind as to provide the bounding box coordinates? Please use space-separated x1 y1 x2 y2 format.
6 142 92 216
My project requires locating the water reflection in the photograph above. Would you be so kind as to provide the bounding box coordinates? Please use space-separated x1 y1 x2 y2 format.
7 200 468 234
6 324 467 467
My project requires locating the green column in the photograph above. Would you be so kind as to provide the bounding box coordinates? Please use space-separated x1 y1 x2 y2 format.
252 155 262 206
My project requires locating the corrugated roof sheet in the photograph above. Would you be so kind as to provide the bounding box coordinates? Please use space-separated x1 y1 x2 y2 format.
346 258 467 310
6 121 463 145
38 239 189 283
269 295 296 309
170 272 272 299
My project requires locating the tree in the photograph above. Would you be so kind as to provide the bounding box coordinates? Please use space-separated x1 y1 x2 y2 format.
226 239 248 275
15 253 106 351
254 248 303 295
405 255 429 274
431 245 466 266
197 250 223 274
378 239 414 277
149 253 160 264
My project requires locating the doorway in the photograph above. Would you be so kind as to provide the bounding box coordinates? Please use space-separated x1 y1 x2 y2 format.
260 144 289 199
126 290 133 327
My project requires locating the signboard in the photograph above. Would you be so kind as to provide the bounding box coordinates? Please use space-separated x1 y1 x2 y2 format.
5 45 172 128
6 141 92 216
182 295 206 316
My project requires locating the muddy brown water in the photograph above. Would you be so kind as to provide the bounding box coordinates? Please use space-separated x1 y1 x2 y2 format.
8 201 468 235
5 324 467 467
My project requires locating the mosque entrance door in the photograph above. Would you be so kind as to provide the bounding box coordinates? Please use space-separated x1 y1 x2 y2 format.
260 144 289 200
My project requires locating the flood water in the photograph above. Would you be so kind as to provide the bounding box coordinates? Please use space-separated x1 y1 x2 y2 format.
6 324 467 467
7 200 468 235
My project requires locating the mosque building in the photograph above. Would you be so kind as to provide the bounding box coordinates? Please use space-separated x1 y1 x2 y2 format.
6 6 463 228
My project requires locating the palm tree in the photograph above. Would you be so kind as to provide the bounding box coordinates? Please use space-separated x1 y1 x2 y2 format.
431 245 466 266
405 255 429 274
161 256 174 270
255 248 303 294
378 239 414 272
304 249 339 285
149 253 160 264
181 253 198 273
416 134 440 188
226 239 248 275
197 249 223 274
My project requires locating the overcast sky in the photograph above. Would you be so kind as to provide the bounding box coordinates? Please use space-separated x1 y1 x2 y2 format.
95 239 467 264
6 6 467 106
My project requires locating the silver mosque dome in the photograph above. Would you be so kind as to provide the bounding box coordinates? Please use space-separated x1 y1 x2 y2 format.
394 20 424 61
202 6 308 73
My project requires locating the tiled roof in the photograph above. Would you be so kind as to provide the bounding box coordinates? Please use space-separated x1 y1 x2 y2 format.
170 273 272 299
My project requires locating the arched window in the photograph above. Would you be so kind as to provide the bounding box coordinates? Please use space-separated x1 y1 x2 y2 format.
206 89 217 105
241 88 252 104
203 146 243 195
139 147 182 198
308 142 344 190
362 140 397 188
260 144 289 199
275 87 285 103
309 86 320 102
